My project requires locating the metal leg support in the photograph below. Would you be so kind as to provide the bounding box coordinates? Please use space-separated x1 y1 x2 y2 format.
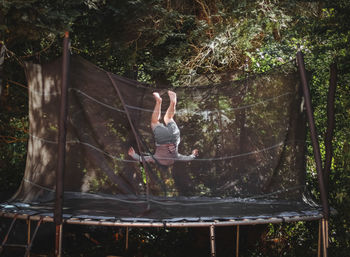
24 217 43 257
321 219 328 257
125 227 129 251
27 219 31 257
318 219 329 257
325 219 329 248
209 225 216 257
236 225 240 257
0 214 18 255
318 220 321 257
55 224 63 257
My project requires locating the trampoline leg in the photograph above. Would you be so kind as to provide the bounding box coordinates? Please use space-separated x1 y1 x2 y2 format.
321 219 328 257
318 220 321 257
318 219 328 257
125 227 129 251
209 225 216 257
236 225 240 257
55 224 63 257
0 214 18 254
325 219 329 248
24 217 43 257
27 219 31 257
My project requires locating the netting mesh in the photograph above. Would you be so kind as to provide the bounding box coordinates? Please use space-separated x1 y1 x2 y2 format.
8 56 318 221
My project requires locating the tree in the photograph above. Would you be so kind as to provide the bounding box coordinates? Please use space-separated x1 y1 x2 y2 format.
1 0 350 255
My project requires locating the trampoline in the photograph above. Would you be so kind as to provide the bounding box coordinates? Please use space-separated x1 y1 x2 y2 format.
0 34 331 257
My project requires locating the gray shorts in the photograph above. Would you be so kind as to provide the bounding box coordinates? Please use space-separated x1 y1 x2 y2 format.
153 121 180 145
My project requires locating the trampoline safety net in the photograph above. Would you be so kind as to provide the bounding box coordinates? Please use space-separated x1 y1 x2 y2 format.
5 56 321 222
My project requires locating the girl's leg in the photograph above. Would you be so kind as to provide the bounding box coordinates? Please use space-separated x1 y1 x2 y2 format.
151 92 162 130
164 90 177 125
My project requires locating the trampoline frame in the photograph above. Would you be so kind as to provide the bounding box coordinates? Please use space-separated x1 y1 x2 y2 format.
0 210 326 257
0 34 334 257
0 209 324 227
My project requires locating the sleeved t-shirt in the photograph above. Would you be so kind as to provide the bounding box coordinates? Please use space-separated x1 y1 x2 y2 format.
131 121 196 166
131 144 196 166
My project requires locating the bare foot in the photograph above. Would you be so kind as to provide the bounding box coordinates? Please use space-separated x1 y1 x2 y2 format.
153 92 162 103
168 90 177 104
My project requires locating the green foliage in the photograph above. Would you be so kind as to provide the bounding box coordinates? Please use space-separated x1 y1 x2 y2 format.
0 0 84 41
0 115 28 195
0 0 350 255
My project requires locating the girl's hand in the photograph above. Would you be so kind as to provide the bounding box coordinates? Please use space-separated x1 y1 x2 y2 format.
128 147 135 157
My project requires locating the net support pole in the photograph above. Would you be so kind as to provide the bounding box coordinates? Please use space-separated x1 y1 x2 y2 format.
54 31 70 257
209 225 216 257
106 72 151 202
296 51 329 218
296 51 329 257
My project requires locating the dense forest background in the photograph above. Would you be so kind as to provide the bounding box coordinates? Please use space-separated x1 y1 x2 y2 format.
0 0 349 256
